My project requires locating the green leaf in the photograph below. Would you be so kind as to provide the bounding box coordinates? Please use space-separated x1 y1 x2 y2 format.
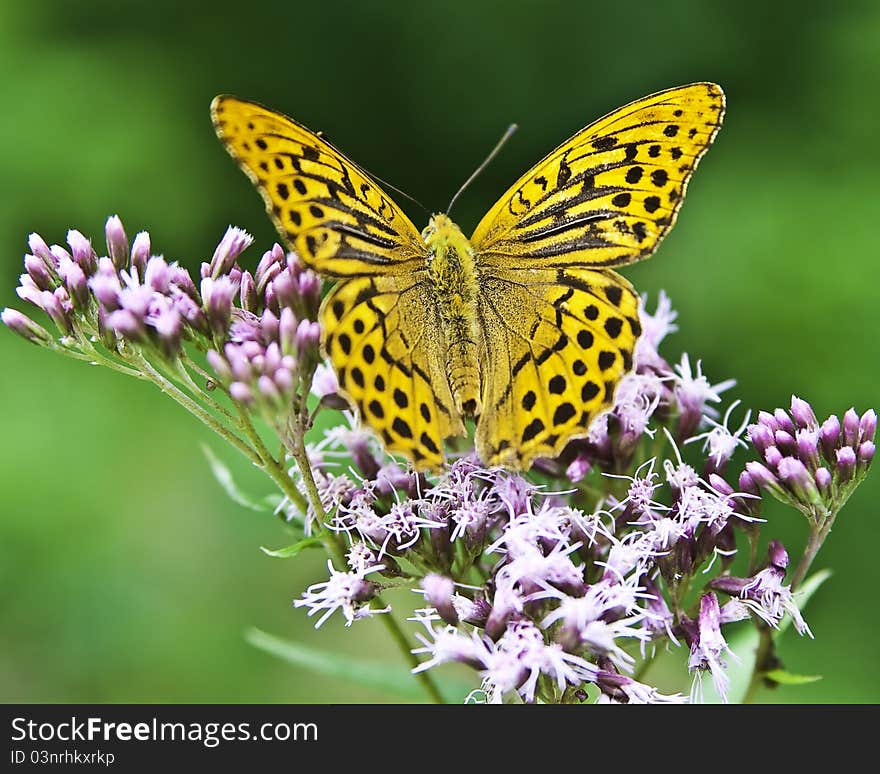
764 669 822 686
260 536 324 558
246 628 474 702
202 444 269 512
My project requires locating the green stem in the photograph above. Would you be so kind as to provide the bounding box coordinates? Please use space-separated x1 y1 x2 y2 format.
744 516 832 702
286 413 445 704
742 624 774 704
133 353 262 467
791 520 830 592
376 603 445 704
235 406 309 515
175 355 238 421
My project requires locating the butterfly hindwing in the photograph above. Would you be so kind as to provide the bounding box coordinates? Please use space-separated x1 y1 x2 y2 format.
471 83 724 270
475 267 640 470
321 276 466 469
212 96 428 277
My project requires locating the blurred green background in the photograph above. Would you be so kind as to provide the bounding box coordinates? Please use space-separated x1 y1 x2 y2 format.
1 0 877 703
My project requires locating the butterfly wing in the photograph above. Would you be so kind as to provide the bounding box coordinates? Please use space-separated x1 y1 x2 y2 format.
322 275 466 470
212 96 428 276
475 267 640 470
470 83 724 270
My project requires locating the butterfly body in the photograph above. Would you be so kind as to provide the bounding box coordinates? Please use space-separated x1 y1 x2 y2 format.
212 83 724 471
422 213 482 417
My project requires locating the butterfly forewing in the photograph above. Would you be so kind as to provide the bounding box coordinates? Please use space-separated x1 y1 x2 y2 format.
470 83 724 270
211 96 428 277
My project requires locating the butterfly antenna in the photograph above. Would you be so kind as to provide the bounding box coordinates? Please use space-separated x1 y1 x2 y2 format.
447 123 518 215
361 166 430 216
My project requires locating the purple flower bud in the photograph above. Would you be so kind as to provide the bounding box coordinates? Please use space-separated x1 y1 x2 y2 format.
709 575 750 597
858 441 875 467
745 460 779 491
774 408 795 435
1 307 53 345
423 574 459 625
255 244 284 295
206 349 232 381
144 257 171 293
764 445 783 469
773 429 796 455
820 415 841 461
229 381 254 404
279 307 297 355
152 306 182 355
106 309 143 339
130 232 151 276
169 265 199 300
795 429 820 469
297 270 321 308
263 341 282 373
50 244 73 269
239 270 258 313
27 232 53 264
43 289 74 334
201 276 235 334
104 215 129 270
258 374 282 403
778 456 820 504
286 250 307 275
790 396 818 429
708 473 734 498
566 453 592 483
224 344 252 382
815 466 832 491
843 408 860 448
62 260 89 309
209 226 253 278
767 539 789 571
757 410 779 433
734 470 763 523
836 446 857 482
311 363 339 398
860 410 877 444
264 281 278 314
172 290 208 334
259 308 279 345
242 340 263 360
272 268 297 307
16 277 43 307
118 285 152 318
273 367 295 393
296 319 321 354
24 254 55 290
66 229 97 275
738 469 759 497
747 422 774 454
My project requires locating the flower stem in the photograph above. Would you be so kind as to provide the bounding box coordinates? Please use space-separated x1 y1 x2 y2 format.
790 521 830 592
133 352 262 466
286 409 445 704
376 602 445 704
742 625 774 704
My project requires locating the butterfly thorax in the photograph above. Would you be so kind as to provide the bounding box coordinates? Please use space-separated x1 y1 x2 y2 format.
422 214 482 417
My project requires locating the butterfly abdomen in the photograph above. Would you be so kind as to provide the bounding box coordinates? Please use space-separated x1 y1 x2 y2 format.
423 215 483 417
